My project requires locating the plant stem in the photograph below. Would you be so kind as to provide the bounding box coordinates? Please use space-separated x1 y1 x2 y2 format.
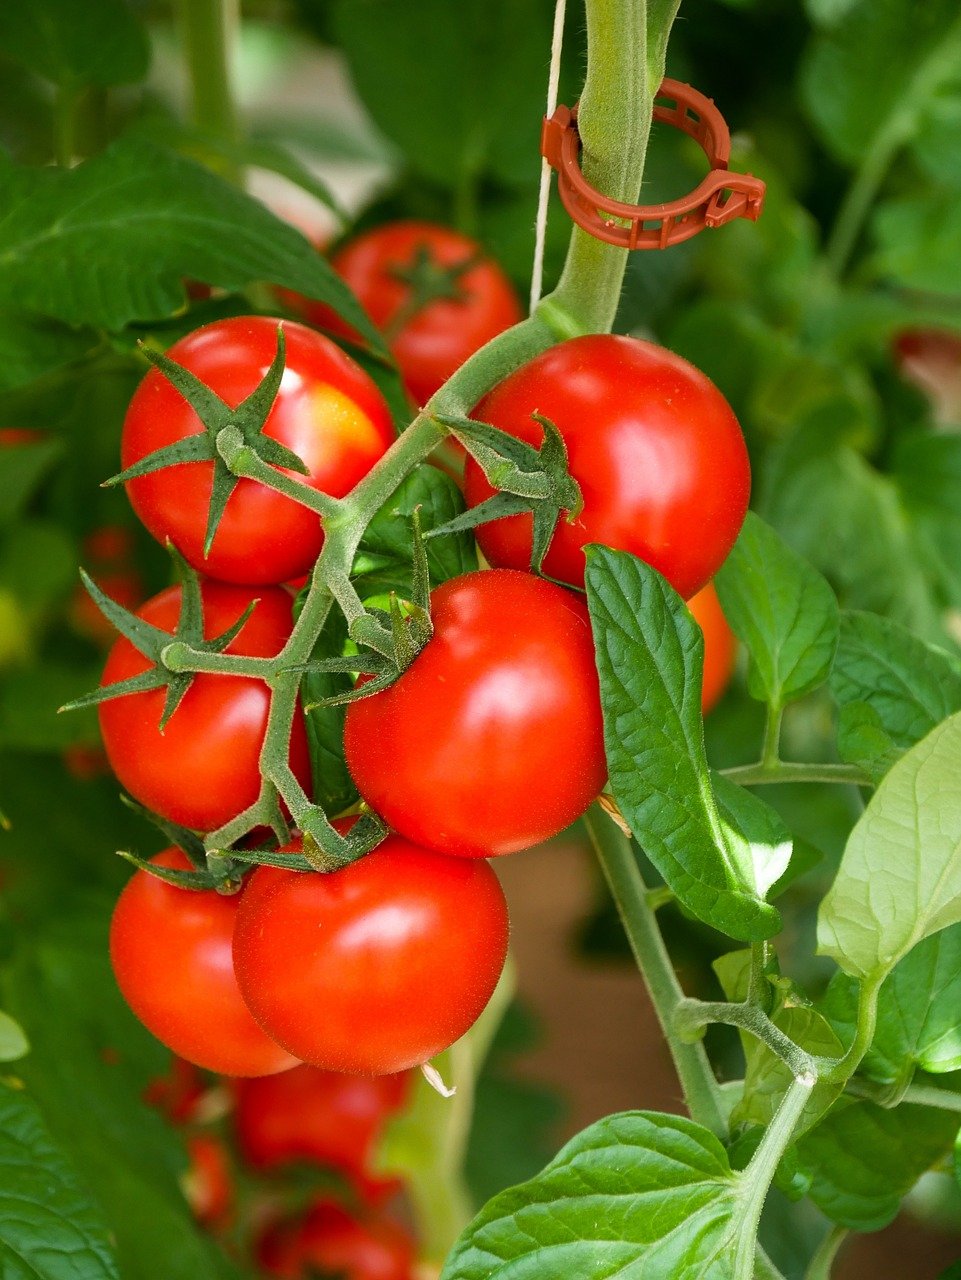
761 705 782 770
845 1077 961 1114
720 762 872 788
734 1073 816 1280
175 0 240 146
584 807 728 1138
54 86 78 166
675 999 817 1079
825 976 881 1083
804 1226 848 1280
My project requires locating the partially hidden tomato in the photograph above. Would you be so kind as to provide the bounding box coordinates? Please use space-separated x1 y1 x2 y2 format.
310 221 522 407
71 526 144 648
110 848 297 1076
257 1199 415 1280
688 581 737 715
184 1133 234 1230
144 1056 207 1125
122 317 396 585
232 830 509 1075
234 1064 408 1200
463 334 750 599
98 580 310 832
344 569 606 858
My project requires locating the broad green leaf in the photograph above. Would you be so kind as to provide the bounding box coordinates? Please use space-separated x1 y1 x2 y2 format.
0 1010 28 1060
299 606 358 817
801 0 961 167
355 465 478 595
0 437 62 524
835 702 901 784
715 512 839 711
824 925 961 1080
0 0 148 89
830 611 961 779
330 0 551 190
0 1081 120 1280
896 433 961 608
0 140 381 349
585 546 779 942
805 0 861 26
0 315 96 394
796 1098 958 1230
818 712 961 981
871 193 961 296
712 776 793 901
0 521 75 607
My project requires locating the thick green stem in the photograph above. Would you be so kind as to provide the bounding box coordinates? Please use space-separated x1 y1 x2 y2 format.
846 1077 961 1114
720 762 872 788
675 999 817 1079
826 976 881 1084
175 0 240 146
585 807 728 1138
804 1226 848 1280
761 705 782 770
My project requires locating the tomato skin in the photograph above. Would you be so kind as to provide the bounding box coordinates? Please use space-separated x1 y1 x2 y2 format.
315 221 522 407
688 581 737 715
184 1134 234 1230
98 580 311 832
257 1200 415 1280
343 569 606 858
463 334 751 598
110 848 297 1076
234 1064 408 1194
233 833 510 1075
122 317 395 585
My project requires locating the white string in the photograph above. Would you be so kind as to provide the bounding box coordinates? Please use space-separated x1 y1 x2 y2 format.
529 0 568 314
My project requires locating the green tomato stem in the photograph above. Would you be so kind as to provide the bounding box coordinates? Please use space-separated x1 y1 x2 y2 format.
803 1225 849 1280
720 761 872 788
174 0 240 151
675 999 817 1080
845 1077 961 1114
824 976 882 1084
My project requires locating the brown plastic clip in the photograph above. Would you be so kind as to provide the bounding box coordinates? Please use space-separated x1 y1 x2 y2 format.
540 78 766 250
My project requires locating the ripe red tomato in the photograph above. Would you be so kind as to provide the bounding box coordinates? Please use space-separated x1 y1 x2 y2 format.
311 221 522 407
234 1064 408 1196
232 831 509 1075
110 848 297 1076
257 1200 414 1280
688 581 736 715
184 1134 234 1230
463 334 751 598
98 580 311 832
344 569 606 858
122 317 395 585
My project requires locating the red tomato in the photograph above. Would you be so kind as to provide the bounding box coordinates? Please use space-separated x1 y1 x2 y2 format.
311 221 522 407
257 1200 415 1280
0 428 44 446
110 848 297 1076
122 317 395 584
234 1064 408 1192
98 580 311 832
688 581 736 715
463 334 751 598
184 1133 234 1230
62 742 109 781
233 831 509 1075
344 569 606 858
144 1056 206 1125
71 569 144 648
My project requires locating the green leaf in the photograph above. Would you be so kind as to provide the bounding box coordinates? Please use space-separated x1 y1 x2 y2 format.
299 606 358 817
0 140 382 349
0 437 63 524
0 1080 120 1279
871 192 961 295
712 776 793 901
824 925 961 1081
0 1010 28 1061
818 712 961 981
896 433 961 608
330 0 551 191
585 546 779 942
0 0 149 89
0 315 96 393
715 512 839 711
801 0 961 168
796 1098 958 1230
830 611 961 779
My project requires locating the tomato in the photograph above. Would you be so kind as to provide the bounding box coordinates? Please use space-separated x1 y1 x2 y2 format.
184 1134 234 1230
311 221 522 407
232 830 509 1075
0 428 44 446
257 1199 415 1280
344 569 606 858
144 1056 207 1125
98 580 311 832
688 581 737 715
122 317 395 585
463 334 750 598
110 848 297 1076
234 1064 408 1193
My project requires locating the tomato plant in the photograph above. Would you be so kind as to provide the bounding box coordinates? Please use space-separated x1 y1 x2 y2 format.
233 831 510 1074
344 569 607 858
257 1199 415 1280
122 317 395 584
97 580 311 832
312 221 523 407
110 848 296 1076
463 334 750 598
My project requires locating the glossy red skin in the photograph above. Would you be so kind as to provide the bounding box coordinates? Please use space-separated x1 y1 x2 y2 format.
688 581 737 715
344 570 607 858
258 1200 415 1280
464 334 751 599
235 1064 408 1191
316 221 522 407
98 581 311 832
122 317 395 584
110 848 297 1076
233 833 510 1074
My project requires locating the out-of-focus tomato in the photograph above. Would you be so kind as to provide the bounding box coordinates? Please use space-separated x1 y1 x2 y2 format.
687 581 737 714
257 1199 415 1280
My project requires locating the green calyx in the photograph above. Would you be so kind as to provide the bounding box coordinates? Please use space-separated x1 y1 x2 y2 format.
383 242 481 342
